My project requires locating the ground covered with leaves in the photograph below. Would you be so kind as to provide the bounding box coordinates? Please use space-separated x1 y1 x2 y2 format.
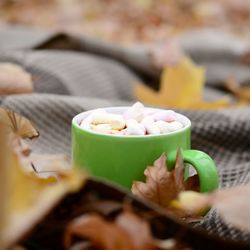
1 0 250 44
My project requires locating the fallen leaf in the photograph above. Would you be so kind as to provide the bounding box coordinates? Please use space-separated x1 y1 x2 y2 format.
0 63 33 95
115 211 154 250
0 124 9 250
0 107 39 140
172 186 250 232
131 149 199 209
212 186 250 232
241 51 250 65
64 211 155 250
135 57 231 110
0 109 85 248
225 77 250 102
170 191 210 217
3 146 85 248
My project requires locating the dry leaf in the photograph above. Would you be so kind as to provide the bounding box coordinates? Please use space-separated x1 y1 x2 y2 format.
212 186 250 232
0 109 85 248
2 145 85 248
131 149 199 209
0 63 33 95
170 191 210 217
135 57 230 110
172 186 250 232
225 77 250 102
0 124 9 250
0 107 39 139
116 211 154 250
65 211 155 250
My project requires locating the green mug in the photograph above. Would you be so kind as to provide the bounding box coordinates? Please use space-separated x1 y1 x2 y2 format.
72 107 219 192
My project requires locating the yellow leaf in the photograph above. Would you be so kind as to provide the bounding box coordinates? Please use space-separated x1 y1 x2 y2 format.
0 124 9 250
135 57 231 109
3 146 85 248
0 111 85 248
0 107 39 140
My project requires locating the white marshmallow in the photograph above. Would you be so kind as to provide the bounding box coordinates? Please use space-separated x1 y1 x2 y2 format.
126 118 138 127
141 116 154 127
91 114 126 130
155 120 171 134
124 102 145 122
126 119 145 135
126 125 145 135
167 121 183 132
80 109 107 129
145 123 161 135
92 124 112 134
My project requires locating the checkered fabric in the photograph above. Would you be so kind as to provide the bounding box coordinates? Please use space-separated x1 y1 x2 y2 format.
1 25 250 243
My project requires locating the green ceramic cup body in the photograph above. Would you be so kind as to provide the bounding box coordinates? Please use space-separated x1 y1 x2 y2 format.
72 107 219 192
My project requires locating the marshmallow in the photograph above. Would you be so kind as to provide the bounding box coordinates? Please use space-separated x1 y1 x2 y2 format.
141 116 154 127
80 109 107 129
126 118 138 127
91 124 112 134
92 114 126 130
155 120 171 134
126 125 145 135
80 103 185 136
125 119 145 135
167 121 183 132
123 102 145 122
145 123 161 135
153 110 177 122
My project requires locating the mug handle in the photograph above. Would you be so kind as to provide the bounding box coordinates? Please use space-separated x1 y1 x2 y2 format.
166 149 219 193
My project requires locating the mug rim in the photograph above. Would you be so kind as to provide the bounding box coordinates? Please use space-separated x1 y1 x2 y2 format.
72 106 191 139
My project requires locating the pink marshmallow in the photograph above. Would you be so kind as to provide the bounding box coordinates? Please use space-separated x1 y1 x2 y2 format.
153 111 177 122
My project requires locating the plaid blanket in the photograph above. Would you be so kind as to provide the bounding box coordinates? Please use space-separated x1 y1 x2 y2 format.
1 25 250 243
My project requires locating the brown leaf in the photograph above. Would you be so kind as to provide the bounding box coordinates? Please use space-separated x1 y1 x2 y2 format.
225 77 250 102
0 63 33 95
64 211 155 250
241 51 250 65
132 154 176 208
172 185 250 232
132 149 198 209
0 107 39 139
212 186 250 232
173 149 185 192
64 214 130 250
116 211 154 250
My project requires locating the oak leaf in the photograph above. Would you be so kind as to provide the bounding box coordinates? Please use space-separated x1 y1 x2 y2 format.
131 149 199 209
135 57 230 110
